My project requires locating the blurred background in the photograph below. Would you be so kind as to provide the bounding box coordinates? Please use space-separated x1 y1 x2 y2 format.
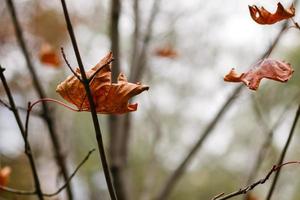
0 0 300 200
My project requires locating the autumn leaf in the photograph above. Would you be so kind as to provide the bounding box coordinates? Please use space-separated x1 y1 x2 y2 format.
249 2 295 25
245 193 259 200
56 52 149 114
154 46 178 59
0 167 11 187
39 43 61 67
224 58 294 90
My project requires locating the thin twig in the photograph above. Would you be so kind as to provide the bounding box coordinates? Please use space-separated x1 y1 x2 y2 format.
130 0 162 82
266 104 300 200
245 94 300 187
212 161 300 200
0 98 42 116
0 66 44 200
59 1 117 199
5 0 73 198
44 149 95 197
0 149 95 197
155 20 290 200
0 98 12 110
88 58 114 83
60 47 82 81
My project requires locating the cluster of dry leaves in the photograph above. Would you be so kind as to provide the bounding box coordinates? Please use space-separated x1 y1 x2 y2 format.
224 2 295 90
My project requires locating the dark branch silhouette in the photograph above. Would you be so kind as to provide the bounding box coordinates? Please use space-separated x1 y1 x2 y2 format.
212 161 300 200
0 66 44 200
59 0 117 199
266 104 300 200
0 149 95 197
5 0 73 198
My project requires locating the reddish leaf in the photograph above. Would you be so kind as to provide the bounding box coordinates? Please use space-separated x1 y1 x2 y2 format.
224 59 294 90
246 194 259 200
56 52 149 114
154 46 178 59
0 167 11 187
249 3 295 25
39 43 61 67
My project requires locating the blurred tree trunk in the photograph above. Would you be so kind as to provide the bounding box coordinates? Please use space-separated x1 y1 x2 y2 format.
109 0 160 199
109 0 130 200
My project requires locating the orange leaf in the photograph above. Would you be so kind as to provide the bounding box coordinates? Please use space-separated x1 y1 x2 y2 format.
0 167 11 187
246 193 259 200
224 59 294 90
39 43 61 67
56 52 149 114
154 46 178 59
249 3 295 25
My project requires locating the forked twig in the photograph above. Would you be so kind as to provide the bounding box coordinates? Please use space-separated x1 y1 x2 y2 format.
60 47 82 82
266 104 300 200
0 66 44 200
5 0 74 198
212 161 300 200
0 149 95 197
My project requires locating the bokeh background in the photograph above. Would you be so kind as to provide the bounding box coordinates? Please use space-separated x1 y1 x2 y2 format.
0 0 300 200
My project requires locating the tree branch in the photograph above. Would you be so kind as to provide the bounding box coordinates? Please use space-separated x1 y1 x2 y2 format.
0 66 44 200
61 47 82 82
266 104 300 200
0 149 95 197
245 94 300 187
5 0 73 198
59 1 117 199
212 161 300 200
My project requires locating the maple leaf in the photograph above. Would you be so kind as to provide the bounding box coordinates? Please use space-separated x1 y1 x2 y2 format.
249 2 295 25
154 46 178 59
224 58 294 90
56 52 149 114
0 167 11 187
39 43 61 67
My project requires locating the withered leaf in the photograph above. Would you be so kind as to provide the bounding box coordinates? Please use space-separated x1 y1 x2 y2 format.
39 43 61 67
224 58 294 90
0 167 11 187
56 52 149 114
249 3 295 25
246 194 259 200
155 46 178 59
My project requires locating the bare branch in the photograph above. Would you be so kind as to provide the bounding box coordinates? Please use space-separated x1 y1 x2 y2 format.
60 47 82 82
0 149 95 197
130 0 162 82
0 98 12 110
245 93 300 187
59 1 117 199
266 104 300 200
0 66 44 200
5 0 73 198
212 161 300 200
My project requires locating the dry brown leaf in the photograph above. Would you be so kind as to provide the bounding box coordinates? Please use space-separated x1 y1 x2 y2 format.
39 43 61 67
154 46 178 59
249 2 295 25
245 193 259 200
0 167 11 187
56 52 149 114
224 58 294 90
